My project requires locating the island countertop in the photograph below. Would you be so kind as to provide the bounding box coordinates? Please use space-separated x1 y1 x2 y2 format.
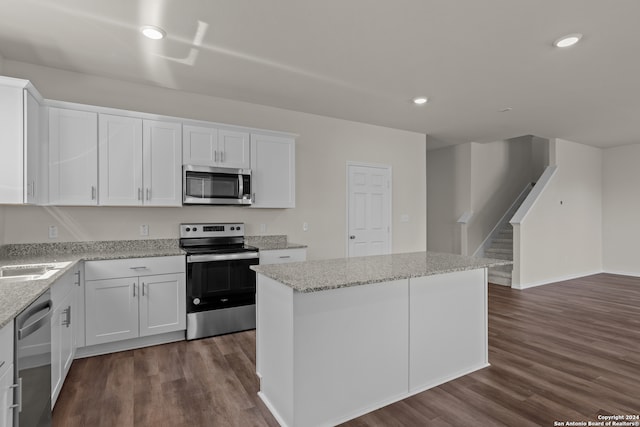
251 251 511 292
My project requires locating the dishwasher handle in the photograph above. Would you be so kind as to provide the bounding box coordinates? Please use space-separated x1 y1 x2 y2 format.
17 300 53 340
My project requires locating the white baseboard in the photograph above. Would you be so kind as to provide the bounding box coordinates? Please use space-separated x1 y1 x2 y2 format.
512 270 604 290
602 269 640 278
75 330 185 358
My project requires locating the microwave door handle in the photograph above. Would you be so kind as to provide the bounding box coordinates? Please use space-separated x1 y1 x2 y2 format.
238 173 243 198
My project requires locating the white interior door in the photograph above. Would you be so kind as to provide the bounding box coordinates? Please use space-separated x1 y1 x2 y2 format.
347 163 391 257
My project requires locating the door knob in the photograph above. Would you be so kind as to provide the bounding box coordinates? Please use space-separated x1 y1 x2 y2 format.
349 235 356 239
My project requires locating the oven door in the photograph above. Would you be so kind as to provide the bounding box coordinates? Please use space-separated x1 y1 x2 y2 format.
186 252 259 312
183 165 252 205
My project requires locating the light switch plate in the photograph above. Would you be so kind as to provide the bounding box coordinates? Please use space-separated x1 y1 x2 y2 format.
140 224 149 236
400 214 410 223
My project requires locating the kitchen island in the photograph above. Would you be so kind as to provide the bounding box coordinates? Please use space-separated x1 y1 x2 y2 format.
251 251 511 427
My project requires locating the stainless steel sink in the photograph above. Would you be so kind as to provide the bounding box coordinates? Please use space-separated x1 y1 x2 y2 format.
0 262 72 281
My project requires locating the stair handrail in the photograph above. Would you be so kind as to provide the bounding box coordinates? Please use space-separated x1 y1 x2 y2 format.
510 166 558 225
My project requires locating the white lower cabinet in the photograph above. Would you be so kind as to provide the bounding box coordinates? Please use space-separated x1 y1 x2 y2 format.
51 266 79 407
84 257 186 347
0 320 14 427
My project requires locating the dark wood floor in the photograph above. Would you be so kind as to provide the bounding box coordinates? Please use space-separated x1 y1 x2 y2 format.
53 273 640 426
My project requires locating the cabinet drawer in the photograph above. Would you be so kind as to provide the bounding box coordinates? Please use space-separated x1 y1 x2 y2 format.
0 320 13 374
259 248 307 265
85 256 185 281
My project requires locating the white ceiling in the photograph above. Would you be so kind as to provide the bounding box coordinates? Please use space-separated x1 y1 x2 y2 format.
1 0 639 149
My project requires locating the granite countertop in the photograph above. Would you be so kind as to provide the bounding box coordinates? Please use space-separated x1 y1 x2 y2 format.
245 235 307 251
251 251 512 293
0 239 185 329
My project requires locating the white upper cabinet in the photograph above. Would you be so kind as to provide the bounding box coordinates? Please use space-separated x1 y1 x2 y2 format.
0 77 45 204
99 114 143 205
251 133 296 208
183 124 250 169
49 107 98 205
218 129 250 169
99 115 181 206
143 120 182 206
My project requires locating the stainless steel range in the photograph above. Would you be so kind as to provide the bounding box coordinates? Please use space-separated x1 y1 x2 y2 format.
179 223 259 340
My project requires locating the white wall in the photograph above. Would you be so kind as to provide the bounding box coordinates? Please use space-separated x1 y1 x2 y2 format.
602 143 640 276
426 142 470 254
467 137 532 254
531 136 549 181
514 139 603 288
1 60 427 260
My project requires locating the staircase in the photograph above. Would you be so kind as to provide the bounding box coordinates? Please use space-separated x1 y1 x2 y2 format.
486 224 514 286
484 183 535 287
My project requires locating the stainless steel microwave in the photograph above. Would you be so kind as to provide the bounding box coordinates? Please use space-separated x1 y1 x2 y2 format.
183 165 252 205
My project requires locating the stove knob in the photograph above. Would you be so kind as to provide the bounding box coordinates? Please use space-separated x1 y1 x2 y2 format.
230 226 235 230
193 298 201 305
185 227 191 232
193 227 198 231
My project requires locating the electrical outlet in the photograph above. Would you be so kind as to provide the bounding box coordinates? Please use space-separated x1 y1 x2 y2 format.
260 223 267 233
303 222 309 232
400 214 410 223
140 224 149 236
48 226 58 239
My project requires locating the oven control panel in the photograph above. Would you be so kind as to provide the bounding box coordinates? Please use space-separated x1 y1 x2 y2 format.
180 223 244 238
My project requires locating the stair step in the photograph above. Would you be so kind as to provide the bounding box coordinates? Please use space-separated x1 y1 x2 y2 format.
490 264 513 273
493 238 513 244
489 243 512 250
488 268 512 278
488 275 512 286
486 247 512 255
484 252 513 260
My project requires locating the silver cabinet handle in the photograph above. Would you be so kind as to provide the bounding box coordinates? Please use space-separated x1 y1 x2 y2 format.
129 266 147 270
252 193 256 203
142 282 146 296
221 151 225 163
63 306 71 328
0 360 4 369
146 188 151 201
214 150 218 162
74 270 81 286
279 256 291 259
91 186 96 200
133 282 137 297
138 188 142 201
10 378 21 412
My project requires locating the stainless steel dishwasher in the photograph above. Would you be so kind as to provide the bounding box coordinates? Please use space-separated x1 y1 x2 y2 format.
14 290 52 427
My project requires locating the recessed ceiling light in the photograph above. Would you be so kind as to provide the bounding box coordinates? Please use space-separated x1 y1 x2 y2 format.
499 107 513 113
554 33 582 48
412 96 428 105
141 25 166 40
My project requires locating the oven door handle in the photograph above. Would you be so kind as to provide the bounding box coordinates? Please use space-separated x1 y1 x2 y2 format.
187 252 259 263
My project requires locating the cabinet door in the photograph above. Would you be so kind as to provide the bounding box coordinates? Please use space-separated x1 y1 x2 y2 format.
24 90 41 204
85 277 139 346
51 291 73 407
139 273 186 337
0 364 14 427
98 114 143 206
143 120 182 206
218 129 250 169
0 84 24 204
49 108 98 205
250 134 296 208
183 124 217 166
